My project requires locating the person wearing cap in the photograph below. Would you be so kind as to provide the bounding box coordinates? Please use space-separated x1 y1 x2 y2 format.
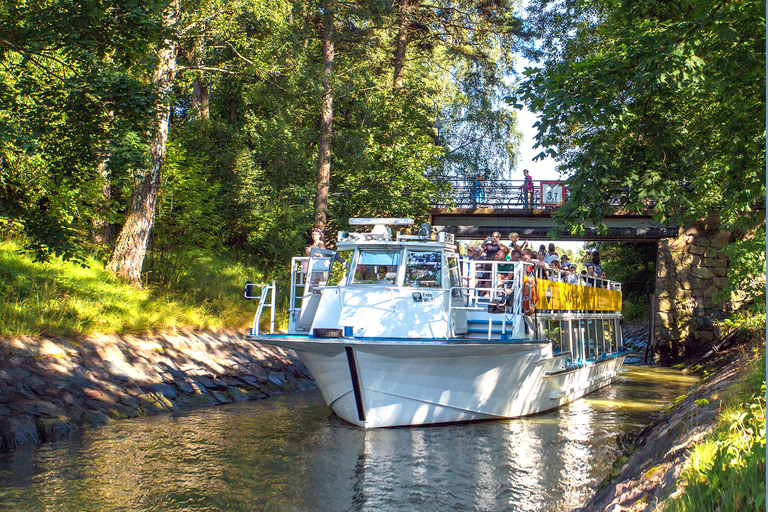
566 263 580 284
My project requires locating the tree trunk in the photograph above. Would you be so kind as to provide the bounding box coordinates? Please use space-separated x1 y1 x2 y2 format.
106 5 179 287
229 94 239 125
392 0 409 94
91 154 112 245
192 76 209 119
314 6 334 232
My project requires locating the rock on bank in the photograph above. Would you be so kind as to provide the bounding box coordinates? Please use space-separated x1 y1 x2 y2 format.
0 331 317 453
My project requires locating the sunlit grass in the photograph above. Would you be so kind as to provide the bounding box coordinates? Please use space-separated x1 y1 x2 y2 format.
0 240 285 337
663 345 766 512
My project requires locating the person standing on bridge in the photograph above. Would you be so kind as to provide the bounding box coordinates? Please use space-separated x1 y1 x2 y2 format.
522 169 534 207
474 173 485 205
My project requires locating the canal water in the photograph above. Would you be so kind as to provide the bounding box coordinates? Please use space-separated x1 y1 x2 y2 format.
0 367 697 512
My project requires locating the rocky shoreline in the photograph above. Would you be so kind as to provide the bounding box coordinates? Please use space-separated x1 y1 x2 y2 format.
0 330 316 453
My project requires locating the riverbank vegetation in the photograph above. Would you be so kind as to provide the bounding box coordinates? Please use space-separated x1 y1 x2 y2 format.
518 0 765 310
665 331 765 512
0 239 272 337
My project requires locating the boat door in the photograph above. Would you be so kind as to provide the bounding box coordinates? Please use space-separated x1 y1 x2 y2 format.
295 248 338 331
447 253 467 335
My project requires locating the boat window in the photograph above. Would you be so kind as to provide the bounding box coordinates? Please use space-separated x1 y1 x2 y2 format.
586 320 597 359
571 320 582 361
447 255 462 296
405 250 442 287
604 319 615 353
351 249 401 285
546 320 563 352
327 250 353 286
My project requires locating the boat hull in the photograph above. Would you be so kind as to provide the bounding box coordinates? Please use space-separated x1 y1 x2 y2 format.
246 335 625 428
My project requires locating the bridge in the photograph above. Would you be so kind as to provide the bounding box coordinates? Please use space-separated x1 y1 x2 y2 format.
429 179 677 241
427 179 740 364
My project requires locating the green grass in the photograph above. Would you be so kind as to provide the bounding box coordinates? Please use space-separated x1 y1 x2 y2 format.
663 343 766 512
622 298 650 320
0 240 284 337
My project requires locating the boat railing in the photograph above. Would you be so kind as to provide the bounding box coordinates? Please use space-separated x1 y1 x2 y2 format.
461 258 621 293
288 257 308 325
245 280 276 335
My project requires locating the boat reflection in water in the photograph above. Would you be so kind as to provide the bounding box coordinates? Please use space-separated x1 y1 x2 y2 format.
0 367 697 511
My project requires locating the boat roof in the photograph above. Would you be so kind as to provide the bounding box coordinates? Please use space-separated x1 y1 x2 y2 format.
337 218 456 251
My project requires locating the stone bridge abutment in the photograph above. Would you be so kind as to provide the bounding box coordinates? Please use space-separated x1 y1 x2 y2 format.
653 220 744 363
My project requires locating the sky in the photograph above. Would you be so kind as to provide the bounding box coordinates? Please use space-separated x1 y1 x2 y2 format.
510 104 586 254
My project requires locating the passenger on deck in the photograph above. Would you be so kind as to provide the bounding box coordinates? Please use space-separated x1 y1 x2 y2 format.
544 243 559 265
566 264 580 284
305 227 326 256
601 270 611 289
590 250 603 278
301 228 329 290
483 232 502 260
549 257 563 281
508 232 528 252
581 269 590 286
586 264 598 287
560 254 570 267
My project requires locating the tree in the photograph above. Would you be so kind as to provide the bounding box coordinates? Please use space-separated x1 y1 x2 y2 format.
517 0 766 306
0 0 166 263
106 0 180 285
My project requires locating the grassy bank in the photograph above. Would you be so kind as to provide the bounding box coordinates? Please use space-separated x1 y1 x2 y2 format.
0 240 281 338
664 315 766 512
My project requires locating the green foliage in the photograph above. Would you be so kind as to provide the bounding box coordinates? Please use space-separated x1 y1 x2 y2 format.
2 0 534 285
585 241 657 303
518 0 766 307
0 0 166 262
663 348 766 512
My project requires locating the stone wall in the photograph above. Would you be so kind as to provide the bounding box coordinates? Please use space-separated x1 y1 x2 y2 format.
654 220 740 362
0 331 317 453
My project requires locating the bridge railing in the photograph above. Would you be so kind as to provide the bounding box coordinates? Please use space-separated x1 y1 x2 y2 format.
433 179 568 209
433 179 662 210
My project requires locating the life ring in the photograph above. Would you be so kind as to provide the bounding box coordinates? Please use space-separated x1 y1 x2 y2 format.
522 276 537 316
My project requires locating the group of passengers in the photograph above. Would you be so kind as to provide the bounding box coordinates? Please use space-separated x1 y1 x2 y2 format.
466 232 612 290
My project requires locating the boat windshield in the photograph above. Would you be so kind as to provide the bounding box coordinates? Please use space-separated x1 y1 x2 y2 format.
405 250 442 288
351 249 402 285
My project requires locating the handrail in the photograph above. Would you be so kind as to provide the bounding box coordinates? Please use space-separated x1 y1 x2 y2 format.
247 281 276 335
431 178 661 210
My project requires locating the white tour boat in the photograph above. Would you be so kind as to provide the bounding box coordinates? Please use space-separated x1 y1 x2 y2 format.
244 218 626 428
